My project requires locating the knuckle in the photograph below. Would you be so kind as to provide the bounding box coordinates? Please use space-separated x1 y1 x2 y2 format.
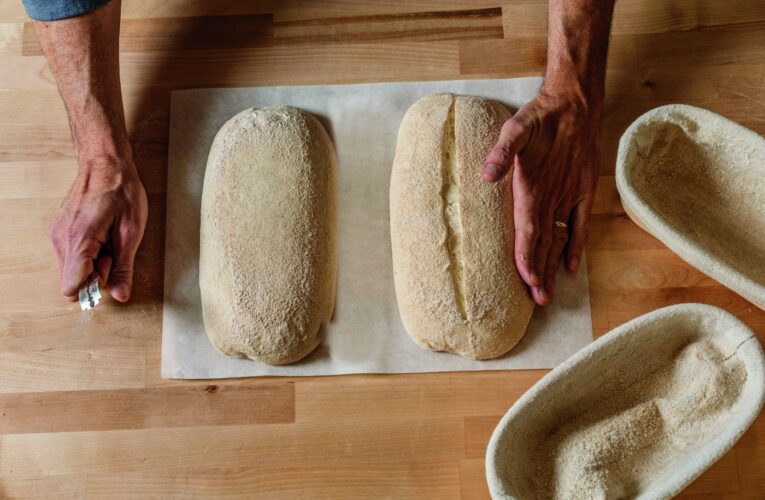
527 189 545 206
497 143 514 162
553 229 569 242
519 200 539 218
127 207 148 228
121 221 140 239
65 222 81 244
131 198 149 220
65 212 91 242
517 224 539 240
110 263 133 278
502 119 525 137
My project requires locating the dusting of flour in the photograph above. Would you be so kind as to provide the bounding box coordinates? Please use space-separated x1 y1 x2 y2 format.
533 338 748 499
630 111 765 288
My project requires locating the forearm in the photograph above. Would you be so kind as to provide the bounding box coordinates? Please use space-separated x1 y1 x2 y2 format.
33 0 130 166
543 0 615 112
35 0 147 303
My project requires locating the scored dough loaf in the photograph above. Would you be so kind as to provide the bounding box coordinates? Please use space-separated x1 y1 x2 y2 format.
390 94 533 360
199 106 336 365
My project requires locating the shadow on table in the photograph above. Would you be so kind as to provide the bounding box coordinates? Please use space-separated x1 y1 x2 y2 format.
125 13 276 309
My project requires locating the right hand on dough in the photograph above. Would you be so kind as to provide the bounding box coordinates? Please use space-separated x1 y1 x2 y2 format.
482 91 601 306
49 155 148 303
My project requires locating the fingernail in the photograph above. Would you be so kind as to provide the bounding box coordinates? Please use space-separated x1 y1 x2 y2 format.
111 285 130 302
569 257 580 272
536 286 548 304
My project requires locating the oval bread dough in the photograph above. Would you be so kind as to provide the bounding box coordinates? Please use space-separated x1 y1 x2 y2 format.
199 106 336 365
390 93 534 360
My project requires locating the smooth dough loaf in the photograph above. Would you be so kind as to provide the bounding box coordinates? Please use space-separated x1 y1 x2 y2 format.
200 106 336 365
390 93 534 360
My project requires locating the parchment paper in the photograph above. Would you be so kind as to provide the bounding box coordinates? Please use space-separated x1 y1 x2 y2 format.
162 77 593 379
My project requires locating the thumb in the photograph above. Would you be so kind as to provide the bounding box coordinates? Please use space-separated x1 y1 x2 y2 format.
106 219 141 302
483 117 531 183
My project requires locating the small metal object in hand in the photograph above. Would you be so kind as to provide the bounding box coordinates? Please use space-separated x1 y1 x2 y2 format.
79 274 102 311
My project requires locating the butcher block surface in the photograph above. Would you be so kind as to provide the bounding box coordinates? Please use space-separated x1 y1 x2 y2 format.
1 0 764 497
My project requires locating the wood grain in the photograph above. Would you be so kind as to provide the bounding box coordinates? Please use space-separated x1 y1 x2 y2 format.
295 372 542 423
0 382 295 434
273 8 504 44
1 0 764 498
0 418 464 475
81 462 461 498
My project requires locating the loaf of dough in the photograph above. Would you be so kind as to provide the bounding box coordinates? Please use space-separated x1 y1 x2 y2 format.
390 94 533 360
199 106 336 365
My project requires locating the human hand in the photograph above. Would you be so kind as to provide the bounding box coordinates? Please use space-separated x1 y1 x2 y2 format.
49 155 148 303
482 91 601 306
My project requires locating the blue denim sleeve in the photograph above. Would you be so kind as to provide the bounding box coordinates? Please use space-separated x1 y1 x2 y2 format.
22 0 113 21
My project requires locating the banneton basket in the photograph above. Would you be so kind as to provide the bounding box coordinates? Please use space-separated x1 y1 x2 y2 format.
486 303 765 499
615 104 765 309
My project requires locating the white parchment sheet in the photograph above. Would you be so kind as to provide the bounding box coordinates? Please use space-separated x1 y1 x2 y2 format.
161 77 593 379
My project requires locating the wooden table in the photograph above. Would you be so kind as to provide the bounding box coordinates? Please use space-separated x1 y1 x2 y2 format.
1 1 764 497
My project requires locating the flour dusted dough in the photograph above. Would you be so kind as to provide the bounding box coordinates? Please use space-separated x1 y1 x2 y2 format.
616 104 765 309
199 107 336 365
390 94 533 360
486 303 765 499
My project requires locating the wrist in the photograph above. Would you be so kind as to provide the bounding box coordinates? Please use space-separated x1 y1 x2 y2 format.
76 136 134 174
76 151 142 196
70 102 132 168
542 70 604 117
78 154 137 192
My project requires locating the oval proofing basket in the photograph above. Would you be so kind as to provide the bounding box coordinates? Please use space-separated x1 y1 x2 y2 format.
486 303 765 499
615 104 765 309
